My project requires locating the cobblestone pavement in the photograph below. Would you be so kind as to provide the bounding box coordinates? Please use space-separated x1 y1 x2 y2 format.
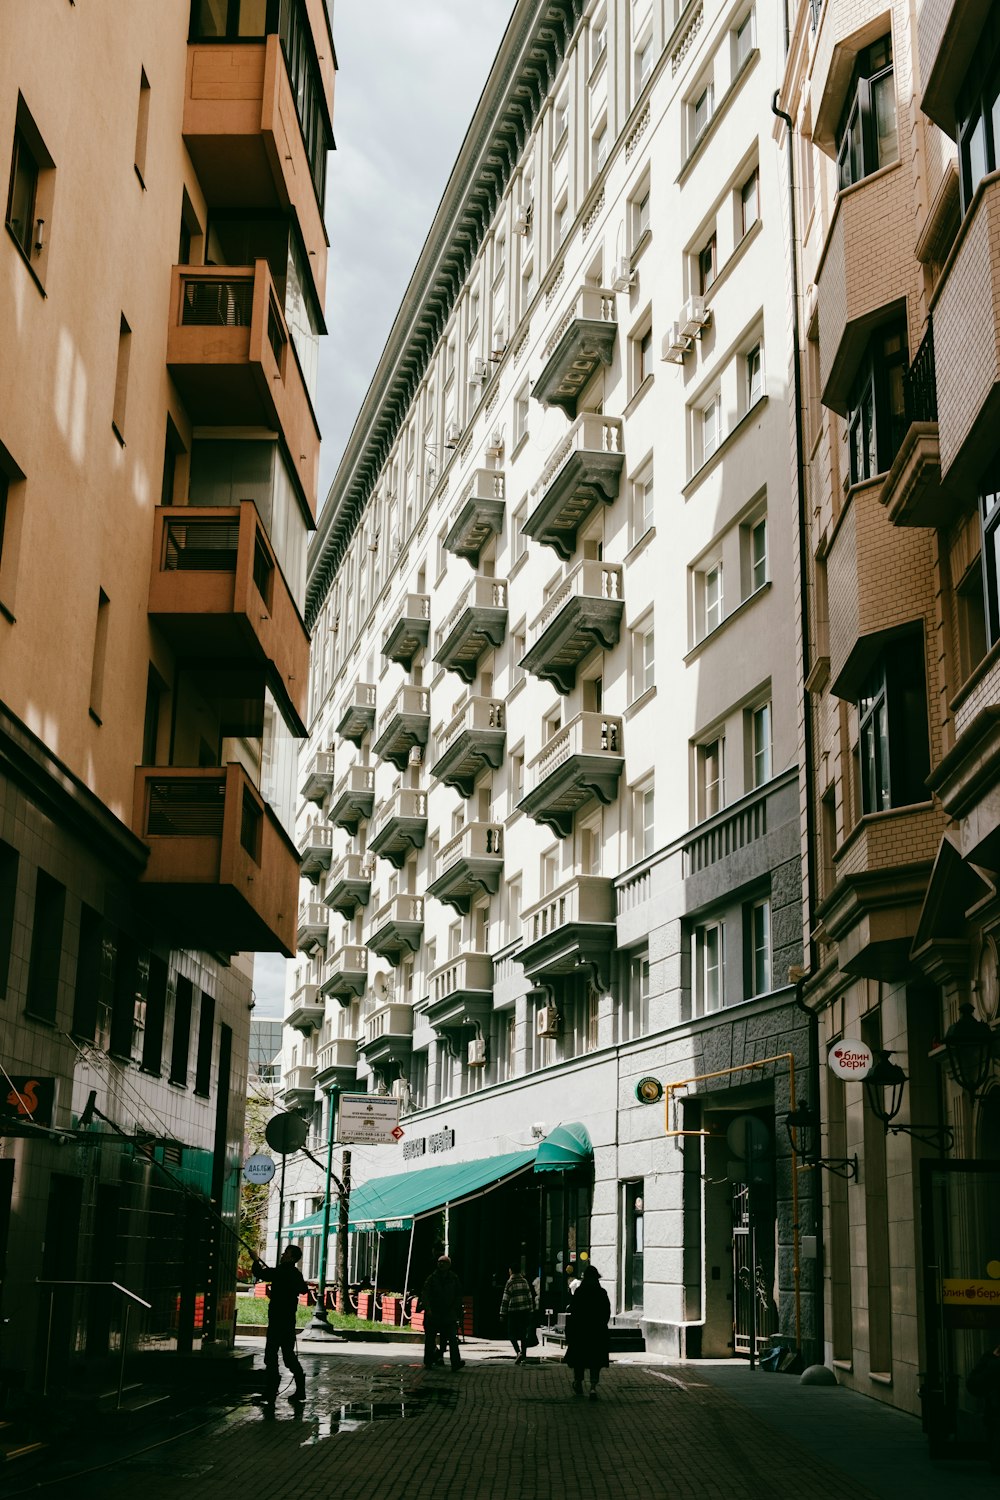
8 1343 996 1500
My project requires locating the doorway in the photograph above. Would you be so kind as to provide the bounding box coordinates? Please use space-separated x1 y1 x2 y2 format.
621 1180 644 1312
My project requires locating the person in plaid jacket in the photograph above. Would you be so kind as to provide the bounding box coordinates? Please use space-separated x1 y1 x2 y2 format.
500 1265 536 1364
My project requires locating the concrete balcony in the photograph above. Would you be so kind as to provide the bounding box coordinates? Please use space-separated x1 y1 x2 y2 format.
297 899 329 953
286 980 324 1034
432 576 508 684
373 685 431 771
519 874 616 983
430 696 506 798
359 1002 414 1070
298 819 334 882
148 500 309 734
365 893 425 967
282 1063 316 1110
335 681 377 746
132 762 298 955
182 33 330 294
933 175 1000 485
301 749 336 805
444 468 506 567
382 593 431 669
519 712 624 839
324 851 372 919
328 765 375 835
521 560 623 695
315 1035 359 1091
425 953 494 1040
531 285 618 418
369 788 429 870
524 415 624 561
426 821 504 914
166 261 319 515
320 944 370 1005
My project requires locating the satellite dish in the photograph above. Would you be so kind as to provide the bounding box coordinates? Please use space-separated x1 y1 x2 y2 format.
373 971 392 1001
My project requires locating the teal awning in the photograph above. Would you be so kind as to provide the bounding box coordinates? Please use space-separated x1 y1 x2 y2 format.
284 1148 537 1237
533 1121 593 1173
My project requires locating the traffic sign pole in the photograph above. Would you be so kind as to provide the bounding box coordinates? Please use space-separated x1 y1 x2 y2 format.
305 1087 342 1341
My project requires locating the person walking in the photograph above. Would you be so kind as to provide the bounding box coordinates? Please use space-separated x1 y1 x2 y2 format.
419 1254 465 1370
563 1264 611 1399
499 1265 536 1363
253 1244 308 1406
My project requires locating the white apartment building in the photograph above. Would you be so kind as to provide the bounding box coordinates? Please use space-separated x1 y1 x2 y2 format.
278 0 819 1360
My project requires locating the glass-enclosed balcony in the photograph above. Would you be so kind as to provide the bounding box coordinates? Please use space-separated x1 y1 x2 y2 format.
382 593 431 669
521 560 624 695
531 285 618 418
523 415 624 560
324 851 372 919
519 712 625 838
444 468 506 567
426 821 504 914
369 788 429 869
328 765 375 835
373 685 431 771
433 576 508 684
430 697 506 798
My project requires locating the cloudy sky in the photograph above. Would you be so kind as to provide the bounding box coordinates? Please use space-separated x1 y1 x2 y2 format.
254 0 515 1018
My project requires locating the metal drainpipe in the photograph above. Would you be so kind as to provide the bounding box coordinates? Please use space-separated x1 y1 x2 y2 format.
771 88 824 1366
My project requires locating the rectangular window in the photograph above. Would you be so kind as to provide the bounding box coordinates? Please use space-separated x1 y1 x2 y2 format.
593 125 608 174
702 561 723 634
26 871 65 1024
170 976 194 1085
5 124 38 259
632 618 655 698
71 903 103 1042
639 327 653 384
195 991 215 1095
698 233 717 294
555 196 568 246
635 39 652 92
109 935 139 1059
592 10 607 67
734 11 755 71
0 840 18 1001
702 395 721 460
511 498 528 567
837 35 898 190
555 96 568 145
697 736 725 820
693 84 713 142
746 898 770 997
745 515 767 594
693 922 724 1015
981 470 1000 646
634 189 650 246
631 465 654 542
741 168 759 235
750 701 772 787
112 314 132 442
858 636 931 813
514 383 530 447
142 954 167 1075
635 784 655 860
847 321 907 484
89 588 110 724
134 68 151 183
746 343 763 407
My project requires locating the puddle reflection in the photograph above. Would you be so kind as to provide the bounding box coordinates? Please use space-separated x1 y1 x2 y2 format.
302 1388 458 1442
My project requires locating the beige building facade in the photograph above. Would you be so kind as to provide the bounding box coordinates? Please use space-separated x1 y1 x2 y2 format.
0 0 333 1395
781 0 1000 1454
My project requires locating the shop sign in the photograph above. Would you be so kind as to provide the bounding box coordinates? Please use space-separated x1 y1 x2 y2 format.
403 1138 427 1161
339 1093 401 1145
429 1127 455 1153
242 1153 275 1184
827 1039 873 1080
3 1076 55 1127
941 1279 1000 1307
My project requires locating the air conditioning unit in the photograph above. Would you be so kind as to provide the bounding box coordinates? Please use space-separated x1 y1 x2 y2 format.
611 257 635 293
470 356 488 385
490 336 507 360
408 745 423 767
513 202 532 235
391 1076 407 1099
468 1038 487 1067
661 323 691 365
485 428 504 459
536 1005 560 1039
445 422 462 448
679 295 710 339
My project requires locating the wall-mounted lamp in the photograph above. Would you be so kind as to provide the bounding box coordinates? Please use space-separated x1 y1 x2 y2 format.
941 1002 994 1099
783 1101 858 1180
863 1054 954 1151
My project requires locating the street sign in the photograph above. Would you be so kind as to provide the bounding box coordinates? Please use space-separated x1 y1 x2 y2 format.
827 1038 873 1080
265 1111 308 1154
390 1125 405 1142
339 1093 401 1145
242 1152 275 1184
635 1076 663 1104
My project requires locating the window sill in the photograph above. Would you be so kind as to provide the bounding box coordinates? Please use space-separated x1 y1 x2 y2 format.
510 430 529 462
506 675 526 706
5 225 46 297
625 685 656 719
508 548 530 581
630 227 652 267
832 1360 854 1372
678 48 759 186
683 395 769 497
624 373 654 417
684 581 771 664
704 217 763 306
869 1372 893 1386
625 525 656 564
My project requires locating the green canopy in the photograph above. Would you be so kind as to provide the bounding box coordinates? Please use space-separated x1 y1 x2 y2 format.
533 1121 593 1173
284 1148 537 1237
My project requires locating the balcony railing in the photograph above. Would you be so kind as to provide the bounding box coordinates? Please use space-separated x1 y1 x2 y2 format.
297 900 329 952
520 712 625 838
369 788 429 869
299 820 334 881
444 469 506 565
519 873 616 981
532 286 618 418
432 576 508 683
328 764 375 834
316 1036 359 1082
427 820 504 914
431 696 506 797
382 593 431 669
903 322 937 424
301 750 336 804
373 684 431 771
363 1003 414 1049
321 944 369 1003
523 560 624 695
366 893 425 965
282 1063 316 1103
286 981 324 1033
525 415 624 560
325 851 373 918
335 682 377 746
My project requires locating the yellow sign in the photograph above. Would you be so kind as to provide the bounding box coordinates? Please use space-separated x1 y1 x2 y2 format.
942 1279 1000 1307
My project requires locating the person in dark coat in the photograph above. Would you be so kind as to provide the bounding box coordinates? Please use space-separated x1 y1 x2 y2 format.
563 1264 611 1398
499 1265 536 1363
419 1255 465 1370
253 1244 308 1406
966 1343 1000 1473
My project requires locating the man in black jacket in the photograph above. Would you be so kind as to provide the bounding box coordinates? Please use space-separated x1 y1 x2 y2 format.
253 1244 308 1406
419 1255 464 1370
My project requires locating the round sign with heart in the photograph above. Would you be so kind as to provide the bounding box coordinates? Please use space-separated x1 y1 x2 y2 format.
827 1038 874 1080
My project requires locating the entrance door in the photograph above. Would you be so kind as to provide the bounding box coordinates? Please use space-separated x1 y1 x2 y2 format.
731 1182 778 1358
921 1156 1000 1458
622 1180 644 1312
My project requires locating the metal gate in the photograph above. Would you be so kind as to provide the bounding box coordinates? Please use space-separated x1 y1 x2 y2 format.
732 1182 778 1357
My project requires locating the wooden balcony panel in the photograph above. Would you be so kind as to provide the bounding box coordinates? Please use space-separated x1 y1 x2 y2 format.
148 500 308 734
522 561 623 695
519 712 625 838
524 415 624 560
531 286 618 418
133 763 298 954
166 261 320 515
430 697 506 798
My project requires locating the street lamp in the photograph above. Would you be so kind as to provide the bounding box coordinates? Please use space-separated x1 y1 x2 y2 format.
863 1054 954 1150
783 1101 858 1179
941 1002 993 1099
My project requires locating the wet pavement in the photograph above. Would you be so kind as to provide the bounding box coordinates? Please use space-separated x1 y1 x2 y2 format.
5 1340 997 1500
